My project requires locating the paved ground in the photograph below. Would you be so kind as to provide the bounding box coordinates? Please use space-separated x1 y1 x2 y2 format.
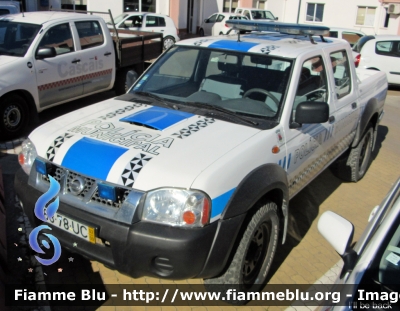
1 88 399 311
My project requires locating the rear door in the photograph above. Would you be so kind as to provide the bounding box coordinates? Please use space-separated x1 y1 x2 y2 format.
34 22 83 108
374 40 400 85
74 19 114 94
142 15 167 38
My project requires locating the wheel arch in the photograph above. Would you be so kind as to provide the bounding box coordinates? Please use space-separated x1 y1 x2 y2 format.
352 97 381 148
197 164 289 279
0 89 38 128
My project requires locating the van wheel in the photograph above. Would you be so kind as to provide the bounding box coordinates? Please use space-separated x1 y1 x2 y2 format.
331 126 374 182
0 94 29 141
204 202 279 300
163 36 175 50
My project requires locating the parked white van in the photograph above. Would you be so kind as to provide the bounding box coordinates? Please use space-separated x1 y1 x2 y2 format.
326 27 365 47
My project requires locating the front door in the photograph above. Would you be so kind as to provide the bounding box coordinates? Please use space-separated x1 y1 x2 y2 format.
284 54 338 198
34 22 83 108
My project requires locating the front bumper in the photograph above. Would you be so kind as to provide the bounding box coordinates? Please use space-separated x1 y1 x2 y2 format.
14 168 219 279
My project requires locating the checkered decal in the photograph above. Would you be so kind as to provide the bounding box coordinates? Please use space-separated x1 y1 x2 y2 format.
172 118 215 139
98 103 144 120
119 153 153 187
46 133 74 161
38 69 112 92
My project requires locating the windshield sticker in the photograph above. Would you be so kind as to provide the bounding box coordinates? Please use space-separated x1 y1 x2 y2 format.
172 117 215 139
119 153 153 187
46 133 74 161
67 119 174 155
98 103 145 120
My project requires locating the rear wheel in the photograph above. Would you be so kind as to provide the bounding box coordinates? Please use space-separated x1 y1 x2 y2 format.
204 202 279 298
0 94 29 141
331 126 374 182
163 36 175 50
114 68 138 95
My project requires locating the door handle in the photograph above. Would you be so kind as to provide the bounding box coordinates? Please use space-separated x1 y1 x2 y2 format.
71 59 80 64
329 116 335 123
351 102 357 109
104 52 112 56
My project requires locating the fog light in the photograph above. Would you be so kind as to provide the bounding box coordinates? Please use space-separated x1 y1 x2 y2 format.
98 183 116 201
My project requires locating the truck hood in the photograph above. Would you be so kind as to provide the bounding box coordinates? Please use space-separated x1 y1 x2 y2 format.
0 55 19 66
30 97 260 191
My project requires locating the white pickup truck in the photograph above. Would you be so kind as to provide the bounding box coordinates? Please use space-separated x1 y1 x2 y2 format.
0 10 162 140
15 20 387 298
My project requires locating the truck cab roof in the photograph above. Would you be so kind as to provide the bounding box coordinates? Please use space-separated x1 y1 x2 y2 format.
0 11 101 25
176 31 345 59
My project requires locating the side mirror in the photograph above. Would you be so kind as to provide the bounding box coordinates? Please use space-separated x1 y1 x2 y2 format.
124 20 133 27
204 19 209 23
318 211 358 279
318 211 354 256
275 17 279 21
36 47 56 60
290 101 329 128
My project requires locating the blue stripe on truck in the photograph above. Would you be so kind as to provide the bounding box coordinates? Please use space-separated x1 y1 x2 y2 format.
61 137 128 180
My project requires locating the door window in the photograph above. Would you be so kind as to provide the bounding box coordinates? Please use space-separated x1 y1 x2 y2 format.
329 50 352 99
75 21 104 50
293 56 328 112
38 23 74 55
376 41 400 57
207 14 217 23
216 14 225 23
146 16 166 27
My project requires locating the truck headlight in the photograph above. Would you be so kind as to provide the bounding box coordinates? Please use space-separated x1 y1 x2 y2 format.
18 139 38 175
142 189 210 227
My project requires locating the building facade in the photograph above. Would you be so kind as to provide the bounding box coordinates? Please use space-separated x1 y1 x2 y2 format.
19 0 400 35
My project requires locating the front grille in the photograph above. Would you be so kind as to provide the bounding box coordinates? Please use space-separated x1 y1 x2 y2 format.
40 164 131 209
66 171 95 198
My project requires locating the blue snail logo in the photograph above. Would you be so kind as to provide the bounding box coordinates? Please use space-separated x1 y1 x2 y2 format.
29 175 62 265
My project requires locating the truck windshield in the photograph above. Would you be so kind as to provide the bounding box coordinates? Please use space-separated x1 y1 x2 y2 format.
0 21 40 57
130 45 292 120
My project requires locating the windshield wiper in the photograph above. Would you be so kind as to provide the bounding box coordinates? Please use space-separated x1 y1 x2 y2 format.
134 92 179 110
185 101 259 126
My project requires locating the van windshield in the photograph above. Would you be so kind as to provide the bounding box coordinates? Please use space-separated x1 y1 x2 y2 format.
0 21 40 56
129 45 292 122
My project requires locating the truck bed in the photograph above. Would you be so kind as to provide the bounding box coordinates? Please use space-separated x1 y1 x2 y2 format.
110 29 163 68
356 68 387 108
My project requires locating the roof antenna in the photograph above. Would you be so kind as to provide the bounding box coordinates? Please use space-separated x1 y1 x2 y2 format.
20 0 24 17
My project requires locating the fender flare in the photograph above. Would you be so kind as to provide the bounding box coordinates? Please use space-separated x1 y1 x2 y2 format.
352 97 381 148
197 164 289 278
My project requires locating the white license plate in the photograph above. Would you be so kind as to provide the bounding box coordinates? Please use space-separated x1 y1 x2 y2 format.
45 211 96 243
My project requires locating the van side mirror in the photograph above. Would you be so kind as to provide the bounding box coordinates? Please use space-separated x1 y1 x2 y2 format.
36 47 56 60
275 17 279 21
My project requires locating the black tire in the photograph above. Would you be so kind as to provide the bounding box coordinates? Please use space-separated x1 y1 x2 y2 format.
199 28 204 37
204 202 279 297
163 36 175 50
114 68 137 95
331 126 374 182
0 94 29 141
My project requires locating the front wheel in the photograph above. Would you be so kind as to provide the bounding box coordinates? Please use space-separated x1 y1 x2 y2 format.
0 94 29 141
204 202 279 295
163 36 175 50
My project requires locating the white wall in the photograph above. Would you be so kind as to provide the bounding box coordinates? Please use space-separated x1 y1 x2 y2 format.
266 0 400 35
87 0 123 18
157 0 169 15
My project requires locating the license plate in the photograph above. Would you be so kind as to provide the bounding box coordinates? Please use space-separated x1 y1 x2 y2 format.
45 211 96 244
